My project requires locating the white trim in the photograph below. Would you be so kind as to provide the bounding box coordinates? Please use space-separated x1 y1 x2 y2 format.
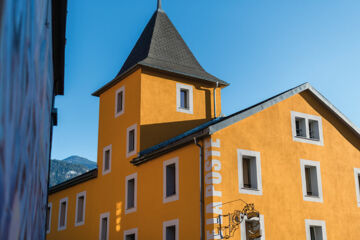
240 214 265 240
291 111 324 146
75 191 86 226
163 219 179 240
300 159 323 203
124 228 138 240
126 124 137 158
102 145 112 175
125 173 138 214
58 197 68 231
176 83 193 114
115 86 125 117
354 168 360 207
46 202 52 234
163 157 179 203
305 219 327 240
99 212 110 240
237 149 263 196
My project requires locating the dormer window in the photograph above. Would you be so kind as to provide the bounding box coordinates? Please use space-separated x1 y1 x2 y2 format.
291 111 323 146
176 83 193 114
115 86 125 117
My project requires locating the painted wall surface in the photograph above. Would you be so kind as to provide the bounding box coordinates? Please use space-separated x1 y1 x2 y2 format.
0 0 55 239
204 90 360 239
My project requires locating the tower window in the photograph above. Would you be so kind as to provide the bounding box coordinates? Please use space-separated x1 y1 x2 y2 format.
125 173 137 214
300 159 323 203
102 145 112 175
115 86 125 117
291 111 323 146
58 197 68 231
99 213 109 240
124 228 138 240
238 149 262 196
163 219 179 240
126 124 137 157
354 168 360 207
46 203 52 234
305 220 327 240
75 191 86 226
176 83 193 114
163 158 179 203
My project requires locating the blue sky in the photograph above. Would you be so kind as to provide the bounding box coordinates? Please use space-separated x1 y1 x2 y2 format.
51 0 360 162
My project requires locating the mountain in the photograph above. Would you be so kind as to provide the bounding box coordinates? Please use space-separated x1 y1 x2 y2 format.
49 156 97 187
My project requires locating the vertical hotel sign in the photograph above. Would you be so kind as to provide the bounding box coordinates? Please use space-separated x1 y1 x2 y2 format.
204 138 222 239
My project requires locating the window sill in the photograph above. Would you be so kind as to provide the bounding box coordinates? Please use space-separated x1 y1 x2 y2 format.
125 207 136 214
241 187 259 191
303 195 323 203
239 187 262 196
295 136 320 141
163 194 179 204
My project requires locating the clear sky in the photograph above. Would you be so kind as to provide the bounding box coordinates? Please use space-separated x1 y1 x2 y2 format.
51 0 360 162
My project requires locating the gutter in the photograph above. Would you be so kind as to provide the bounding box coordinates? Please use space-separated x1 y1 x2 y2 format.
194 138 205 240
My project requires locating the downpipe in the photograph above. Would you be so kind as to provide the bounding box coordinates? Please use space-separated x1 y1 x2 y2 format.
194 137 204 240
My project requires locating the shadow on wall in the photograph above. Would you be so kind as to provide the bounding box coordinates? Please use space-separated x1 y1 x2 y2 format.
300 91 360 150
140 119 210 151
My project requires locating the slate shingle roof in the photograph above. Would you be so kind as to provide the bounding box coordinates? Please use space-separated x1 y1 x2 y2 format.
93 9 228 96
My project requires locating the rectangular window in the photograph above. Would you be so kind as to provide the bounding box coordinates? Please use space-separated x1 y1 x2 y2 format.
176 83 193 114
240 215 265 240
354 168 360 207
103 145 112 175
300 159 323 203
126 124 137 158
163 219 179 240
58 197 68 231
291 111 323 145
99 212 109 240
238 150 262 196
115 86 125 117
305 220 326 240
163 158 179 203
75 191 86 226
125 173 137 214
124 228 138 240
46 203 52 234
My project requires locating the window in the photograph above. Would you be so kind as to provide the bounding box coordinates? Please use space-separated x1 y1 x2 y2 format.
115 86 125 117
354 168 360 207
163 157 179 203
58 197 68 231
46 202 52 234
176 83 193 114
99 212 109 240
126 124 137 158
237 150 262 196
291 111 324 145
305 220 327 240
300 159 323 203
103 145 112 175
163 219 179 240
240 215 265 240
124 228 138 240
75 191 86 226
125 173 137 214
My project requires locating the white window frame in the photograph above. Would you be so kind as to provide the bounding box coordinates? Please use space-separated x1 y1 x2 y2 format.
125 173 137 214
176 83 193 114
305 219 327 240
124 228 138 240
46 202 52 234
300 159 323 203
126 124 137 158
115 86 125 117
163 219 179 240
291 111 324 146
237 149 263 196
99 212 110 240
354 168 360 207
102 144 112 175
58 197 68 231
163 157 179 203
75 191 86 226
240 214 265 240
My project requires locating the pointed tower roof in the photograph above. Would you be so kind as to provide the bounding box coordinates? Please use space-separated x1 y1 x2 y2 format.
93 7 228 96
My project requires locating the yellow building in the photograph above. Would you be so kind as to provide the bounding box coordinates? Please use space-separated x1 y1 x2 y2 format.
47 2 360 240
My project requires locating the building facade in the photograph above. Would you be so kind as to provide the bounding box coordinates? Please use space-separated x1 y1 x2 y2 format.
47 3 360 240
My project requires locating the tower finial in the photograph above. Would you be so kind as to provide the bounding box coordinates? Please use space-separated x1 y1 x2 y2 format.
157 0 162 10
